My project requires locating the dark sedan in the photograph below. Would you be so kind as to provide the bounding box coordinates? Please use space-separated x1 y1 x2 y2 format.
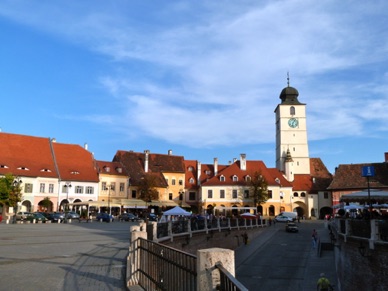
119 213 140 222
47 212 65 223
96 213 114 222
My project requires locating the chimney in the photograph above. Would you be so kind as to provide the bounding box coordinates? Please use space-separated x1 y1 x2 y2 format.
214 158 218 176
233 158 237 163
51 138 56 143
385 152 388 163
168 149 172 155
240 154 246 171
144 150 150 172
197 161 202 186
84 143 88 150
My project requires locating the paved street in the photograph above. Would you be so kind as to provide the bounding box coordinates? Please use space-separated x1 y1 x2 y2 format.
0 221 131 291
235 220 337 291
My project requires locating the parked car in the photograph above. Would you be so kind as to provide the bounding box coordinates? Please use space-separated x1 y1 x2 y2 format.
15 211 32 220
119 213 140 222
275 215 293 222
66 211 80 219
96 213 114 222
47 212 65 223
147 213 158 222
285 222 299 232
27 212 48 223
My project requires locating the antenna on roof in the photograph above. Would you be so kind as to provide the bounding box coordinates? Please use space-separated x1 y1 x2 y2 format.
287 72 290 87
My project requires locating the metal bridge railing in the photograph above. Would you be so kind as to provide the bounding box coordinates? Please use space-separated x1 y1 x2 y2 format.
137 238 197 291
215 262 248 291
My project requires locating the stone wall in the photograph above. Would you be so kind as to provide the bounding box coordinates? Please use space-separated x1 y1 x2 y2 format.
158 227 265 255
335 237 388 290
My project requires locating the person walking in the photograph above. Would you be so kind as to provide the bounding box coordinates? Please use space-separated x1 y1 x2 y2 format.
317 273 331 291
312 229 318 248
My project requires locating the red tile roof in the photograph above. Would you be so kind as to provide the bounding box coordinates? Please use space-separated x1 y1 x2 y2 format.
113 150 185 187
0 132 99 182
328 162 388 190
96 160 128 176
0 133 57 178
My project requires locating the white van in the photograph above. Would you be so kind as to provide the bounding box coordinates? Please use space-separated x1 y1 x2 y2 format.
278 211 298 220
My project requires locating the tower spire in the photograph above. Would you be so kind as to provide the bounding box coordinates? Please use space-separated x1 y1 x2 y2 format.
287 72 290 87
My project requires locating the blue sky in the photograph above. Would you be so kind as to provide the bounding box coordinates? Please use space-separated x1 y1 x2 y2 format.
1 0 388 174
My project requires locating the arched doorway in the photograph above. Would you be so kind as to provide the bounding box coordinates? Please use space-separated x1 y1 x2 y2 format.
38 199 54 212
20 200 32 212
319 206 332 219
257 205 263 215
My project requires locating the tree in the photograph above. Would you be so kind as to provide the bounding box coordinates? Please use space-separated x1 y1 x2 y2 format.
0 174 23 209
137 174 159 203
40 197 52 212
248 171 268 207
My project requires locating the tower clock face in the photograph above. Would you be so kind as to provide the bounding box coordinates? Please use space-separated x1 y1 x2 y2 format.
288 118 299 128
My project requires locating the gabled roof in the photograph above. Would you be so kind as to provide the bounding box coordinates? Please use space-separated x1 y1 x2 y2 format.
292 158 333 193
52 142 99 182
200 160 292 187
96 160 128 177
328 162 388 190
113 150 185 187
0 132 99 182
0 132 58 178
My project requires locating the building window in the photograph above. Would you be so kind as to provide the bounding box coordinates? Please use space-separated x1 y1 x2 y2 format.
323 192 328 199
102 182 107 191
244 190 249 198
172 179 176 185
40 183 45 193
290 106 295 115
131 190 137 198
294 192 298 197
220 175 225 182
49 184 54 193
267 190 273 199
75 186 83 194
25 183 33 193
179 193 183 201
109 183 116 191
301 192 306 197
208 190 213 199
189 192 196 200
189 178 195 184
220 190 225 199
232 190 238 199
179 179 183 186
120 183 125 192
245 175 251 182
232 175 238 182
86 186 94 194
169 193 173 200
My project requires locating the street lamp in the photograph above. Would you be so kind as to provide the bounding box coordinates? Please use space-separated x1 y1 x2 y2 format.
64 182 72 223
107 184 112 215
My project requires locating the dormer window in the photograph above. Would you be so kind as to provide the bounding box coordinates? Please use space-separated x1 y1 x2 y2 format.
0 165 9 169
116 167 122 173
188 166 194 172
104 166 110 172
71 171 80 175
17 166 29 171
245 175 251 182
189 178 195 184
40 168 52 172
205 170 212 175
232 175 238 182
220 175 225 182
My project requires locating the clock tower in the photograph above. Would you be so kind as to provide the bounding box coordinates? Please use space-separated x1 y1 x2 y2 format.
275 83 310 176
